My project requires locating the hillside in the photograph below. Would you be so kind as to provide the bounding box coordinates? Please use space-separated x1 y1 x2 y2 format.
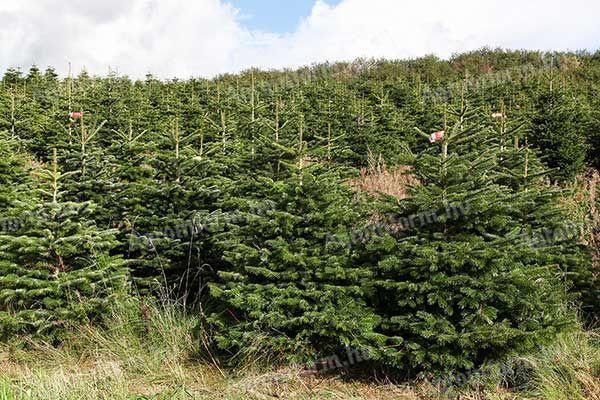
0 49 598 399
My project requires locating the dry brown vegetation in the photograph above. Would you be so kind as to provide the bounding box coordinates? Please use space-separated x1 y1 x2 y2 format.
349 153 418 201
0 351 520 400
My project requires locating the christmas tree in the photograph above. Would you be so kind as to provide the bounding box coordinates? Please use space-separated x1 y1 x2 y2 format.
529 89 588 182
0 132 30 213
0 149 129 338
208 134 376 362
122 115 228 293
362 110 574 374
488 101 597 323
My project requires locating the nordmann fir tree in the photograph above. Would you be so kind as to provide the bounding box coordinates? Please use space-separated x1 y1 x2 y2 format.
207 127 377 363
362 111 573 374
58 110 110 206
489 103 597 322
356 84 408 165
135 116 227 292
0 149 129 338
104 117 164 288
529 88 588 182
0 132 30 213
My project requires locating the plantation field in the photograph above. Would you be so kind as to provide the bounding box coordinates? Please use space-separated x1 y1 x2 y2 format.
0 49 598 399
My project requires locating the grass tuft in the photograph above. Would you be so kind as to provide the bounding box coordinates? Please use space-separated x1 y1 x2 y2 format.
521 329 599 400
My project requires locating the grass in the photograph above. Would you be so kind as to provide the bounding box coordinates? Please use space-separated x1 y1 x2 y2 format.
348 152 418 201
520 329 600 400
0 299 598 399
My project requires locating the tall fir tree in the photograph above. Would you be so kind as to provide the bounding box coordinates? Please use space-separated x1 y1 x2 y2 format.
489 102 597 322
123 115 229 293
0 132 30 212
529 89 588 182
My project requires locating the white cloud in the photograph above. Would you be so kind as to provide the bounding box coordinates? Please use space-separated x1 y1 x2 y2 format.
0 0 246 78
0 0 598 79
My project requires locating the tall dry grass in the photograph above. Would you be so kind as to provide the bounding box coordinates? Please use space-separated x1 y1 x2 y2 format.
348 152 418 201
520 329 600 400
0 298 417 399
1 295 597 399
0 297 220 400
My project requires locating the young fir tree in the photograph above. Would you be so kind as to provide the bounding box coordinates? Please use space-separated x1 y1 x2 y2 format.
529 89 588 182
0 85 46 151
358 84 409 165
207 133 377 362
488 102 597 322
123 116 228 292
0 132 30 212
362 112 574 374
58 110 111 205
583 91 600 169
0 149 128 338
104 117 162 286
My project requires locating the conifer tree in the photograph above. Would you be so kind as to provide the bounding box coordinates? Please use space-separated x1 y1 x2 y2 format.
0 149 128 338
0 132 30 212
208 134 376 361
529 89 588 182
203 83 237 154
58 109 110 204
489 102 597 322
362 113 574 374
584 96 600 169
0 86 45 149
104 116 162 284
359 84 407 164
2 68 23 86
124 115 228 291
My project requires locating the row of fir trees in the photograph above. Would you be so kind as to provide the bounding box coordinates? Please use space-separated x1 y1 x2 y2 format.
0 49 598 376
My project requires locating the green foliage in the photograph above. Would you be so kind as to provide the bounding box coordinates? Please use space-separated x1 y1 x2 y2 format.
519 329 600 400
0 133 30 212
208 139 376 361
529 90 589 182
362 108 577 373
0 150 128 338
0 49 597 375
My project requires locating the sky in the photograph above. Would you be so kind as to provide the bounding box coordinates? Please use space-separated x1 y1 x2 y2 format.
229 0 343 33
0 0 598 79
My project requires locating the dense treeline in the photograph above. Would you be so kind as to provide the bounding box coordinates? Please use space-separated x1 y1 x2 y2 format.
0 49 597 375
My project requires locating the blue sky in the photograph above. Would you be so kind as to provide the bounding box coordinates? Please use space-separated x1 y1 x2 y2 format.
229 0 343 33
